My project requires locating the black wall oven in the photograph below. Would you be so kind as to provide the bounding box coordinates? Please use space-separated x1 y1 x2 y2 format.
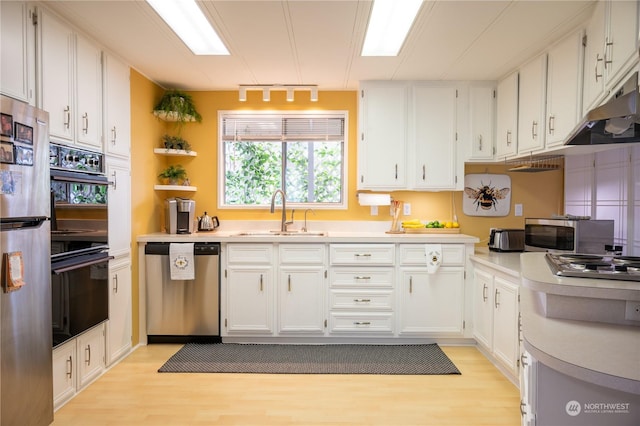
50 144 111 347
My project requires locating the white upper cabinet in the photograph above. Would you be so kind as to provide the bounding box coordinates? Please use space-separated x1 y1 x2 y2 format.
546 30 584 148
467 85 496 161
0 2 36 104
411 85 459 190
103 52 131 158
358 83 409 190
358 81 460 191
38 8 102 150
495 72 519 159
582 0 639 115
517 54 548 155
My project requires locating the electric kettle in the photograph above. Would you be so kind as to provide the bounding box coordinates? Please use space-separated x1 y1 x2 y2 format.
197 212 219 232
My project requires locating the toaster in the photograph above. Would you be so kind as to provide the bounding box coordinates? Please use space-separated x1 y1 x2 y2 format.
488 229 525 252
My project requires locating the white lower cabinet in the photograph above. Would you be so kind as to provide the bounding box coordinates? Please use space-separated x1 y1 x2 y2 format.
278 244 326 335
472 262 520 379
398 244 465 336
329 244 395 336
107 258 132 365
52 323 106 410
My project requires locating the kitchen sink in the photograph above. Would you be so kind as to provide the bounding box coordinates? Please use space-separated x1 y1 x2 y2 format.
233 231 328 237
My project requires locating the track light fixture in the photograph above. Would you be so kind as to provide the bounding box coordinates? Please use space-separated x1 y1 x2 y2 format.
238 84 319 102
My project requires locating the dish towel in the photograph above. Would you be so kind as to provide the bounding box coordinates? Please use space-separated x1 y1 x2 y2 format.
424 244 442 274
169 243 195 280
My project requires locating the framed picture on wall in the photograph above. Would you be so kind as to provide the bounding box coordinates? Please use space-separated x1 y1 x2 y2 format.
14 122 33 145
1 113 13 137
15 145 33 166
463 174 511 217
0 142 15 164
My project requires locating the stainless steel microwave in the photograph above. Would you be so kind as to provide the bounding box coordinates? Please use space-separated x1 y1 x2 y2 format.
524 218 614 254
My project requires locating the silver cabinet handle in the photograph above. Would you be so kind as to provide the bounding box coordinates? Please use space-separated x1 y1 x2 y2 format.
520 353 528 367
353 298 371 303
409 276 413 294
520 402 526 416
85 344 91 365
354 253 372 258
604 37 613 69
82 113 89 134
506 130 512 146
113 273 118 293
111 126 117 145
394 164 398 180
353 276 371 280
259 274 263 291
482 283 488 302
422 164 426 181
595 53 603 81
354 321 371 326
531 120 537 139
109 171 117 190
64 106 70 129
66 356 73 379
548 115 555 134
288 274 291 292
494 289 500 308
478 134 483 151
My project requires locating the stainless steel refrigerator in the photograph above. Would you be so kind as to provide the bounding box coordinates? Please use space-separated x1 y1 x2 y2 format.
0 95 53 425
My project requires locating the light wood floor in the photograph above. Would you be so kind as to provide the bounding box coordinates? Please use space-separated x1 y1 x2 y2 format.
52 344 521 426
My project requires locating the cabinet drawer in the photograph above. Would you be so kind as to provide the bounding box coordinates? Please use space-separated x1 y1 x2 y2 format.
330 244 395 265
330 289 393 311
329 312 394 334
398 244 465 266
226 244 273 264
279 244 326 264
330 267 394 288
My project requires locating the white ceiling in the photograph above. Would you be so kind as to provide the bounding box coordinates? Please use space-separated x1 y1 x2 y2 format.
43 0 597 91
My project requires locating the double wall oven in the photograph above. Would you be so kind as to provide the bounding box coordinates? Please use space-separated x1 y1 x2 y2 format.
50 143 111 347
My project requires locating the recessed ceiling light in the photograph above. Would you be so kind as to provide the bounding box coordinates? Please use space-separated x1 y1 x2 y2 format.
146 0 229 55
361 0 422 56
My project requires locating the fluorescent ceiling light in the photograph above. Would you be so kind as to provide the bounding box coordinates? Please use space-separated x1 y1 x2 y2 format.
146 0 229 55
361 0 422 56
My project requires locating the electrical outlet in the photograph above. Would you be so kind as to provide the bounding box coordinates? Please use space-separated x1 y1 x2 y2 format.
403 203 411 216
515 204 523 216
370 205 378 216
624 301 640 321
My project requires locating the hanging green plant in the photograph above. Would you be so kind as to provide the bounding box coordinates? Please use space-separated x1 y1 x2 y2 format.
153 90 202 124
161 134 192 152
158 164 188 185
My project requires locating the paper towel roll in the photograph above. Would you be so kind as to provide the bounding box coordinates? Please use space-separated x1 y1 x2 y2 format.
424 244 442 274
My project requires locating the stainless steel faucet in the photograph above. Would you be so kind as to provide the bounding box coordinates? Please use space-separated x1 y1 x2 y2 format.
270 189 293 231
302 208 315 232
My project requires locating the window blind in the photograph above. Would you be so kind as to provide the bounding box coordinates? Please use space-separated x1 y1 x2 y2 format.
221 114 345 141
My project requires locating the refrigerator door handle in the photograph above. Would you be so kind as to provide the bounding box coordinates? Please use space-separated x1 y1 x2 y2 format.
0 216 48 231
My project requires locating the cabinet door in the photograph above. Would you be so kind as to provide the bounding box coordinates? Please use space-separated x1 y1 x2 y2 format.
605 0 639 86
39 9 74 142
0 2 35 104
104 52 131 157
492 277 519 373
52 340 76 410
495 72 518 158
468 86 495 161
517 54 547 155
226 267 273 334
278 266 325 334
398 267 464 336
412 85 458 189
358 84 408 189
75 34 102 149
106 158 131 257
76 324 105 389
582 0 607 115
107 259 132 366
472 268 494 349
546 31 583 148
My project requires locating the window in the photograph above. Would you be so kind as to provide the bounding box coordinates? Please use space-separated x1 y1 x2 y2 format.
219 111 347 209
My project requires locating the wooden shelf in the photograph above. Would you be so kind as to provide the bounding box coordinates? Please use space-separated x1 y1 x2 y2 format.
154 185 197 192
153 110 197 122
153 148 197 157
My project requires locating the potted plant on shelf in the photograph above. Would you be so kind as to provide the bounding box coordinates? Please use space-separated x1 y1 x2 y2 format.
158 164 188 186
153 90 202 126
161 134 192 152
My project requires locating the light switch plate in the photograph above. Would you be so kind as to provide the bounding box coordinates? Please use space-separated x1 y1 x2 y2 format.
515 204 523 216
403 203 411 216
370 206 378 216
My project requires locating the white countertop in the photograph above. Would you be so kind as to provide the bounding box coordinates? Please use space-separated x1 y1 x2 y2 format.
469 248 522 277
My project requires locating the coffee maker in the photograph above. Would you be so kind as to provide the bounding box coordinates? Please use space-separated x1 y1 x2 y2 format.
165 197 195 234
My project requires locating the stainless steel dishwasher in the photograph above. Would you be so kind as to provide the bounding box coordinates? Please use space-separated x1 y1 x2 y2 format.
145 242 221 343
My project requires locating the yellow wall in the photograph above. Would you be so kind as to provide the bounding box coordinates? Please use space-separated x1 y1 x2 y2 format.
129 71 565 343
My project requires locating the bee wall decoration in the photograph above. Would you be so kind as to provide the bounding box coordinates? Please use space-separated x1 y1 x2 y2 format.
462 174 511 216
